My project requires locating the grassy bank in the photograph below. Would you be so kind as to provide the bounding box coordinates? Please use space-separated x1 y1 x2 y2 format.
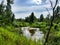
0 26 42 45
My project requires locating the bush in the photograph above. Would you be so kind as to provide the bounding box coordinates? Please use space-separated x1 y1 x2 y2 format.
0 26 42 45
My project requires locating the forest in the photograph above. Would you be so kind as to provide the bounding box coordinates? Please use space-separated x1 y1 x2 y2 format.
0 0 60 45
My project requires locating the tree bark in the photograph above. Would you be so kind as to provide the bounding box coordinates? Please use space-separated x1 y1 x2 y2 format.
44 0 58 45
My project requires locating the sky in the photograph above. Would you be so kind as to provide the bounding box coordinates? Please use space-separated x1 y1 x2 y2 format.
0 0 60 19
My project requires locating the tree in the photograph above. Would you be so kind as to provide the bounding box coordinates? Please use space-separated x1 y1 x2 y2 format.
25 12 37 23
54 6 60 23
44 0 58 45
29 12 35 23
46 14 50 20
11 14 15 22
17 18 25 22
25 17 30 22
0 1 5 25
39 14 44 22
0 0 14 26
45 14 50 22
5 0 14 24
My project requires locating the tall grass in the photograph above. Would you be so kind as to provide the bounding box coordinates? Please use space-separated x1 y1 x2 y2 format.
0 26 42 45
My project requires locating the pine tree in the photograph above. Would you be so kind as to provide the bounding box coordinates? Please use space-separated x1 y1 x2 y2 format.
0 1 5 25
39 14 44 22
5 0 14 24
29 12 37 23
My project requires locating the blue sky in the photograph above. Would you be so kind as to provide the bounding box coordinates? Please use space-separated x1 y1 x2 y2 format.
0 0 60 19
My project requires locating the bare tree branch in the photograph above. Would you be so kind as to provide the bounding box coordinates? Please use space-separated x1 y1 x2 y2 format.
53 0 58 10
45 8 50 15
44 0 58 45
49 0 53 9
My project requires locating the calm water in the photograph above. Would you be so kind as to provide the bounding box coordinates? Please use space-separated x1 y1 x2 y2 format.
21 27 44 41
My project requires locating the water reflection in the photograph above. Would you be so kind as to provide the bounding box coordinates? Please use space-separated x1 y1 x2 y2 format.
21 27 44 41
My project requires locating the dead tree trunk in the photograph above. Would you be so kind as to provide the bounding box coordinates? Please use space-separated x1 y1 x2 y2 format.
44 0 58 45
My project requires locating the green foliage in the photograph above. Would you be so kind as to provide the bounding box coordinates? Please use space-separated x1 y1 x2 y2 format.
53 6 60 23
39 14 44 22
30 22 47 33
25 12 37 24
0 26 42 45
0 0 15 26
7 0 14 4
13 21 30 27
5 0 14 24
0 1 5 25
45 14 50 23
0 0 60 45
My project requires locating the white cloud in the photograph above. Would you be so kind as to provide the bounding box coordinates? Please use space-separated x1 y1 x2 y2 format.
15 11 52 19
0 0 2 3
15 13 31 19
0 0 56 19
12 3 51 13
14 9 52 19
58 0 60 6
32 0 42 4
11 0 53 19
0 0 7 5
4 0 7 5
46 0 60 7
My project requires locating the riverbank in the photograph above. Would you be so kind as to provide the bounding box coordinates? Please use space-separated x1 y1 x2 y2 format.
0 26 42 45
0 22 60 45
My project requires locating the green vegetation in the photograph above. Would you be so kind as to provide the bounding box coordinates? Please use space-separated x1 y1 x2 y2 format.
0 22 60 45
0 0 60 45
0 26 42 45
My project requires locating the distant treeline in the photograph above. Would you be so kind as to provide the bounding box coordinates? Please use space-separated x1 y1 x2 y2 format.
17 6 60 24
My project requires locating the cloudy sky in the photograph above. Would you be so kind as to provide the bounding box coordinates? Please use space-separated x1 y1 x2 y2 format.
0 0 60 19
